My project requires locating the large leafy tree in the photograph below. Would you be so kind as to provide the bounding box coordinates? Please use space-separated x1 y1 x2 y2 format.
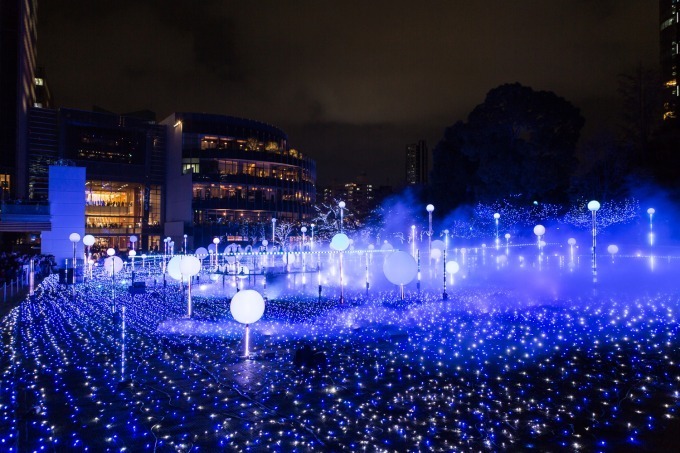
431 83 584 209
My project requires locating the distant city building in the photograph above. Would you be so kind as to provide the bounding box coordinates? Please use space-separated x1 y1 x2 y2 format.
660 0 680 120
405 140 428 185
27 107 166 251
0 0 38 200
317 176 392 225
162 112 316 246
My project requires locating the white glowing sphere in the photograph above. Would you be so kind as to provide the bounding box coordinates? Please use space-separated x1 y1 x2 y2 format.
195 247 208 259
445 260 460 274
286 253 296 264
426 204 435 213
128 250 136 257
430 248 442 260
130 235 138 243
647 208 655 215
262 240 268 247
380 241 393 250
107 248 115 256
493 212 500 219
82 234 95 246
568 238 576 246
504 233 510 239
69 232 81 243
208 243 217 253
330 233 350 251
368 244 375 250
213 237 220 244
533 225 545 236
607 244 619 255
587 200 600 212
431 240 446 251
301 226 307 233
383 251 418 286
104 256 123 274
210 273 219 281
167 256 183 281
180 255 201 276
230 289 265 324
539 240 546 248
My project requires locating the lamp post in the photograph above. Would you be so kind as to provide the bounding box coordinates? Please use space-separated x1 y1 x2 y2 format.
647 208 655 247
411 225 416 258
588 200 600 284
310 223 315 267
183 234 188 254
426 204 434 261
493 213 500 250
212 237 220 269
567 238 576 267
271 218 277 244
504 233 511 255
129 249 136 275
301 226 307 272
83 234 95 280
338 201 346 233
533 225 545 269
69 233 81 285
107 247 116 310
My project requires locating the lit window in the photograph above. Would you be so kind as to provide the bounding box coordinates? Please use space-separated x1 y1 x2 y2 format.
34 77 44 86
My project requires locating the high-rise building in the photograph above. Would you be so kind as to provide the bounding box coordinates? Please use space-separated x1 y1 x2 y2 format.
0 0 38 200
660 0 680 120
405 140 428 185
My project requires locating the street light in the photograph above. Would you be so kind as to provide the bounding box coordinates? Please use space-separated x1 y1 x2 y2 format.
533 225 545 269
183 234 188 254
504 233 511 255
338 201 346 233
426 204 434 261
271 218 277 243
493 213 500 250
69 232 81 285
83 234 95 279
411 225 416 257
588 200 600 284
647 208 655 247
213 237 220 269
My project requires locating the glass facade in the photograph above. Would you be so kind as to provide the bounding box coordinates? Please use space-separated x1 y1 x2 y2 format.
27 107 166 251
173 113 316 242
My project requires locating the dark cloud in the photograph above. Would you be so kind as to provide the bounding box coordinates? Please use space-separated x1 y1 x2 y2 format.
37 1 658 185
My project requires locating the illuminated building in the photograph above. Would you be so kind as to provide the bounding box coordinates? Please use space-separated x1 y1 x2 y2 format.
0 0 38 200
661 0 680 120
405 140 428 185
27 107 165 251
162 113 316 246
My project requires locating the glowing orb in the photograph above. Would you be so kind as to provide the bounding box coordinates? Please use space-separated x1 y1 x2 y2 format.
533 225 545 236
380 241 393 251
104 256 123 274
330 233 350 251
383 251 418 285
568 238 576 246
82 234 95 246
195 247 208 259
208 243 217 253
588 200 601 211
167 256 183 281
607 244 619 255
179 255 201 276
445 260 460 274
230 289 265 324
431 240 445 251
430 248 442 260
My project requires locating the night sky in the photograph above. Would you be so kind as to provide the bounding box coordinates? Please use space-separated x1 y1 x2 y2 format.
38 1 658 186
